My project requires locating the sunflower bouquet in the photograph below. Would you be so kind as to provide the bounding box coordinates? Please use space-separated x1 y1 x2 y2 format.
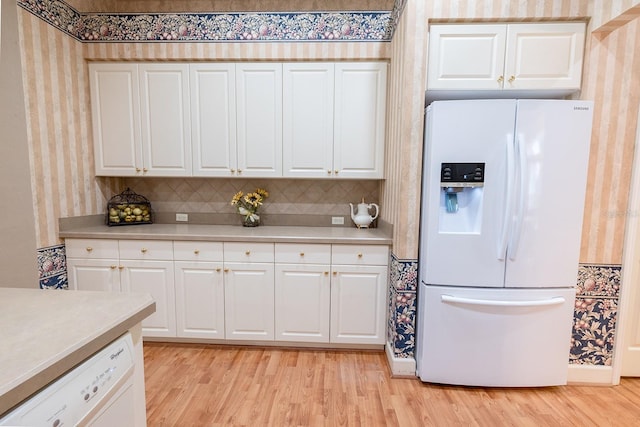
231 188 269 226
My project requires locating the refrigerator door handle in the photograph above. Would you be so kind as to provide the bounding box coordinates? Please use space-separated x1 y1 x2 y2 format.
498 136 516 261
441 294 566 308
508 136 527 261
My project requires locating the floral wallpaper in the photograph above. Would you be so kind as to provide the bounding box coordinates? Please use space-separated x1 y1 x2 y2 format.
17 0 393 42
37 244 68 289
388 253 417 359
570 264 622 366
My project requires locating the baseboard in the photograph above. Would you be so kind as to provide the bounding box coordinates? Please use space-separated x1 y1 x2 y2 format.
567 364 616 385
385 342 416 377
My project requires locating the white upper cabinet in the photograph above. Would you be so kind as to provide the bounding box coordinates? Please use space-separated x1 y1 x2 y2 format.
90 63 191 176
236 63 283 177
334 62 387 179
427 22 585 92
190 63 237 177
504 23 586 90
90 61 386 178
283 63 335 178
89 63 142 176
138 63 192 176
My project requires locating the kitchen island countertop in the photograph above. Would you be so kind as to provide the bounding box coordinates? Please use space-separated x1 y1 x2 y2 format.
0 288 155 416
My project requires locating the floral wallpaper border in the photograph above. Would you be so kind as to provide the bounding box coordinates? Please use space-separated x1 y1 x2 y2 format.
387 253 417 359
570 263 621 366
17 0 395 42
37 244 68 289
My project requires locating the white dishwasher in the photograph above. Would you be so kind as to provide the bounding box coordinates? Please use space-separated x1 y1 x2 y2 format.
0 332 137 426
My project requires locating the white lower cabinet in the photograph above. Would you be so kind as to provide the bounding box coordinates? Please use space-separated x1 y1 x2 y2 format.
330 265 387 344
66 239 120 292
330 245 389 345
118 239 175 338
174 261 225 339
65 238 388 346
173 241 225 339
120 259 176 338
223 242 275 340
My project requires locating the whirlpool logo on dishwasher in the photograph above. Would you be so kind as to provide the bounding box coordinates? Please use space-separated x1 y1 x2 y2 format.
110 348 124 360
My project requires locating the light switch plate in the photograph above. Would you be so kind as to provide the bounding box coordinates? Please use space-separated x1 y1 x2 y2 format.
176 213 188 222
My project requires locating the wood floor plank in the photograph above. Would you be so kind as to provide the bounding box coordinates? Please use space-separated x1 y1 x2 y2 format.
144 343 640 426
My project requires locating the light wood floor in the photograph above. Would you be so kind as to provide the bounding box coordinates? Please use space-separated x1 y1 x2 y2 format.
143 342 640 426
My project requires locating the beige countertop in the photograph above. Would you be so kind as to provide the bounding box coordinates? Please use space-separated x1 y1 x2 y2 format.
0 288 155 416
59 221 393 245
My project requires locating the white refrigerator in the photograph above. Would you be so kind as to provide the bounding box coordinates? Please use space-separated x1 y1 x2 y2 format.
416 99 593 387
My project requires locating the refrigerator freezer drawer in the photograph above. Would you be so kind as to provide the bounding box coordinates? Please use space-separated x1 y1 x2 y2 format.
416 284 575 387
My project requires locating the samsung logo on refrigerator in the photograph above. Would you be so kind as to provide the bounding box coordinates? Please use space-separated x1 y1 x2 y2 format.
574 106 590 111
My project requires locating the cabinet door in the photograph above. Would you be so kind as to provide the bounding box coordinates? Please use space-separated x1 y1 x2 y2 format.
138 63 192 176
275 264 330 342
334 62 387 179
236 63 282 177
504 22 585 90
120 259 176 338
89 63 142 176
282 63 334 178
175 261 225 339
224 262 275 340
67 258 120 292
330 265 387 345
190 63 238 177
427 24 507 90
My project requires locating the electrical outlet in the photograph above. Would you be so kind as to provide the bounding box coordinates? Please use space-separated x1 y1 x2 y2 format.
331 216 344 225
176 213 188 222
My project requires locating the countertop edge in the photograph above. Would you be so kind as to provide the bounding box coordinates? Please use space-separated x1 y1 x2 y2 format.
58 223 393 245
0 301 155 416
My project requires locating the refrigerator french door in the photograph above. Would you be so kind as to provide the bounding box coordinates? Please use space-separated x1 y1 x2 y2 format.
416 99 593 387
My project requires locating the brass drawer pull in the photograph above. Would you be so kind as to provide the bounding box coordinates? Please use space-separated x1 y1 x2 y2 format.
194 249 200 255
85 247 93 252
141 248 148 254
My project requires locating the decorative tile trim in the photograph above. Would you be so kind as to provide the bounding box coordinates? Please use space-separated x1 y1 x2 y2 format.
17 0 393 42
37 244 68 289
570 263 621 366
388 253 417 359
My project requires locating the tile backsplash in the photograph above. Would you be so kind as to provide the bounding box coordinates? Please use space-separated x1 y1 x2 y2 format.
118 177 381 218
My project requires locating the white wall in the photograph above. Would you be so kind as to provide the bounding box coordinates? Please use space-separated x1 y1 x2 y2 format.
0 0 38 287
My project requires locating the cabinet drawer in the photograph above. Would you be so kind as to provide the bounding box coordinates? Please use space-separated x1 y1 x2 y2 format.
224 242 274 263
65 239 119 259
174 241 223 262
331 245 388 266
119 240 173 260
275 243 331 264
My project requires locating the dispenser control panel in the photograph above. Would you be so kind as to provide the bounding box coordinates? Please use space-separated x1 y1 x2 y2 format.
440 163 485 187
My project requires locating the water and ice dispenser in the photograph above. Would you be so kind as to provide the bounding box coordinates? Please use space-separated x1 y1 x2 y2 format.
439 163 484 233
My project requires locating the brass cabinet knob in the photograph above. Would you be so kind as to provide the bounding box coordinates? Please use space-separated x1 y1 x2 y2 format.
508 75 515 83
135 167 141 172
85 247 93 252
300 252 305 257
357 253 363 258
333 271 337 276
497 75 504 83
238 169 242 174
216 267 222 272
224 268 229 273
140 248 148 253
194 249 200 255
245 250 251 256
230 169 236 174
119 266 124 270
143 168 148 173
327 170 332 175
110 265 117 269
334 170 339 174
324 271 329 276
